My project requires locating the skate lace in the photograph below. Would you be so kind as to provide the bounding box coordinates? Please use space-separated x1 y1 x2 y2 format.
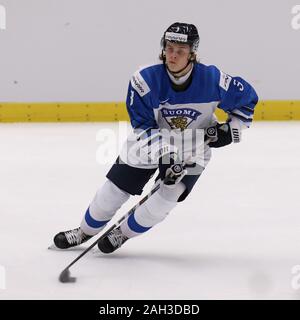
65 228 84 245
107 228 127 249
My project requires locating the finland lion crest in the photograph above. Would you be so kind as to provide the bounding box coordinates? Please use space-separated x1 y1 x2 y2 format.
161 107 201 130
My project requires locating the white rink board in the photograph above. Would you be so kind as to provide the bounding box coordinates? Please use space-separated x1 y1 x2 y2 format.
0 122 300 299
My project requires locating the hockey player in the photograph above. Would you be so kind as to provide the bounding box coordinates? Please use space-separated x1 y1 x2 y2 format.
53 22 258 253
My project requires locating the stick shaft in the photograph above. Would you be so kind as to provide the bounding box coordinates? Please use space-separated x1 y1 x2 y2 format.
61 183 161 272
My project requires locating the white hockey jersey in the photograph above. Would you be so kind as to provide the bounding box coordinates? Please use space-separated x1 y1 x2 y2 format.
120 62 258 169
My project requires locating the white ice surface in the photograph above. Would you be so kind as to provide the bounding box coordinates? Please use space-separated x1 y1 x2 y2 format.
0 122 300 300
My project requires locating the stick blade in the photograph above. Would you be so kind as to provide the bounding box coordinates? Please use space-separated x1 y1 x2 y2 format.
59 269 76 283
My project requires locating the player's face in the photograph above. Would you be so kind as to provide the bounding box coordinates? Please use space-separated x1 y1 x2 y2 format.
165 42 191 73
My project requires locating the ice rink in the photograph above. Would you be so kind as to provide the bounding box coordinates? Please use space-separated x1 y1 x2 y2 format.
0 121 299 300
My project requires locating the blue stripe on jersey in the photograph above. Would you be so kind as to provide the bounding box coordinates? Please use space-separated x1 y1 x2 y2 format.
127 211 152 233
85 207 109 228
230 112 253 123
241 106 255 115
136 128 158 141
146 134 161 147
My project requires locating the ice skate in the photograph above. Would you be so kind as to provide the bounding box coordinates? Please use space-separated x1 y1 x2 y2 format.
97 227 128 253
53 227 92 249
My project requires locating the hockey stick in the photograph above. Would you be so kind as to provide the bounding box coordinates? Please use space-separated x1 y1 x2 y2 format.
58 182 161 283
59 135 213 283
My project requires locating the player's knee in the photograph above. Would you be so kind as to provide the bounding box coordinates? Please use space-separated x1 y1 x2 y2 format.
158 181 186 202
144 188 181 221
143 202 168 223
91 179 130 213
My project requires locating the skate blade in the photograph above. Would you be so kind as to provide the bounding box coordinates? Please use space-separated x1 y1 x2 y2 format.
47 244 73 251
48 244 92 252
48 244 60 251
91 247 101 255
